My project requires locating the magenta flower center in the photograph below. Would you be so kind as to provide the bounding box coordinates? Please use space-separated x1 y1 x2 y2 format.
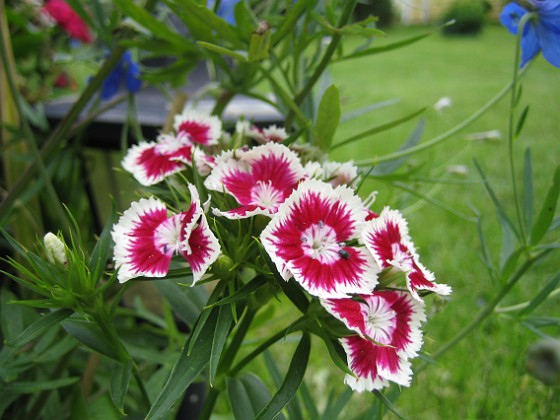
365 299 397 345
300 221 341 263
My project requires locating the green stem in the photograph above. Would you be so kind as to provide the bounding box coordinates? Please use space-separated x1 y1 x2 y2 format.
216 306 257 374
199 387 219 420
229 317 305 376
356 74 526 166
419 249 551 371
507 13 534 247
284 0 357 130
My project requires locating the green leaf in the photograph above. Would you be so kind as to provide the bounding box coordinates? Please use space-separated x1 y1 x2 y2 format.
227 373 274 420
372 119 425 176
255 333 311 420
530 166 560 245
0 377 79 393
515 105 530 137
263 352 298 420
209 305 234 385
518 273 560 317
314 85 340 152
336 29 437 62
372 390 407 420
164 0 244 47
474 160 519 240
321 387 353 420
272 0 316 46
89 203 116 286
315 15 384 38
332 107 426 151
61 317 120 361
523 149 534 233
113 0 188 48
154 279 206 328
110 360 133 415
206 275 268 309
7 308 73 348
197 41 248 62
146 308 219 419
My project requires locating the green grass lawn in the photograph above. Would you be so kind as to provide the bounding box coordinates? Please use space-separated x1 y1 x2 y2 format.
324 23 560 419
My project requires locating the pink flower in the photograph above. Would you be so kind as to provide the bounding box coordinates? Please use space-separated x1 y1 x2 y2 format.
122 111 222 186
236 121 288 144
321 290 426 392
260 179 379 298
362 207 452 302
42 0 93 43
305 160 360 188
111 185 220 283
205 143 306 219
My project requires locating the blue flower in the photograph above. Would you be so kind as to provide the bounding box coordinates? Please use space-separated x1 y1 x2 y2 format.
500 1 560 68
100 51 142 100
207 0 241 25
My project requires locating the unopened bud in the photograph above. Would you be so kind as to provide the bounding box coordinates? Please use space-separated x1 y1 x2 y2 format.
44 232 67 265
526 339 560 386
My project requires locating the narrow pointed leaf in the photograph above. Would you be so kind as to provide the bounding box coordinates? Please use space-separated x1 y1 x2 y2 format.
518 273 560 317
523 149 534 232
321 387 353 420
209 305 234 385
113 0 188 47
332 108 425 151
7 308 72 348
146 308 219 419
205 275 267 309
197 41 248 62
227 373 274 420
154 279 207 328
474 160 519 240
314 85 340 152
89 202 116 285
0 377 79 393
530 166 560 245
61 318 121 361
110 360 133 415
515 105 530 137
372 390 407 420
255 333 311 420
372 119 425 175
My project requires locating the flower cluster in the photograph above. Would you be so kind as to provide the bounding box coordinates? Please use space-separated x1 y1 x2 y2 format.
112 110 451 392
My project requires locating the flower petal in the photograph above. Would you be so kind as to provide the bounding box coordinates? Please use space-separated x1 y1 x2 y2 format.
261 179 379 298
122 136 191 186
362 207 451 302
326 291 426 392
173 110 222 146
180 214 221 285
112 197 176 282
206 143 306 218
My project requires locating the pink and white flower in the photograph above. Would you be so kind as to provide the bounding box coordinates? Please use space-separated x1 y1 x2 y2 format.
321 290 426 392
111 186 220 283
122 111 222 186
122 133 193 186
362 207 452 302
260 179 379 298
174 110 222 147
205 143 306 219
305 160 360 187
236 121 288 144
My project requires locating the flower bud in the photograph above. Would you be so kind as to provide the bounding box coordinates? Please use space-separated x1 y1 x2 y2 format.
44 232 67 265
526 339 560 386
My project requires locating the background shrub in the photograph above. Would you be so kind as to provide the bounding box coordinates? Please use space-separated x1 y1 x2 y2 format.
442 0 491 36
